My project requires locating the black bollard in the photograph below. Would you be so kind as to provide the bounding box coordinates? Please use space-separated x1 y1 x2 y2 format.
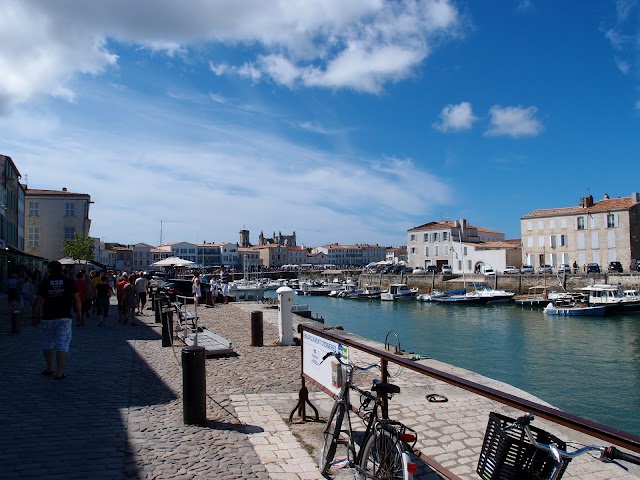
150 289 156 312
161 309 173 347
182 345 206 425
155 296 162 324
11 309 19 334
251 310 263 347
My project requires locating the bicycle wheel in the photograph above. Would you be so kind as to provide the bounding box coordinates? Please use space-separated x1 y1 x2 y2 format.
319 401 346 474
358 426 407 480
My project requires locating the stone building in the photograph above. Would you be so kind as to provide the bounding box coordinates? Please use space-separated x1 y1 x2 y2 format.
520 193 640 271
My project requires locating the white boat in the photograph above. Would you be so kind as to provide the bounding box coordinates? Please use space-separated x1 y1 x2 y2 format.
580 284 640 314
513 286 565 307
357 285 383 299
337 283 365 299
416 290 446 301
468 282 515 304
228 280 266 301
381 284 418 301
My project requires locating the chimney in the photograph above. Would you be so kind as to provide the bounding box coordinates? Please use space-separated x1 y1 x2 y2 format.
579 195 594 208
62 187 67 192
632 192 640 203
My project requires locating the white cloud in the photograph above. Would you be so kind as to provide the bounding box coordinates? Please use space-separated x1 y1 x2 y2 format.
433 101 477 132
485 105 543 138
0 0 461 113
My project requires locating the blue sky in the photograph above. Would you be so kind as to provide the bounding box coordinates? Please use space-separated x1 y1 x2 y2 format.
1 0 639 248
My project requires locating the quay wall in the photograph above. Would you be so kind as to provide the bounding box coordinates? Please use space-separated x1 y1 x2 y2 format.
296 272 640 295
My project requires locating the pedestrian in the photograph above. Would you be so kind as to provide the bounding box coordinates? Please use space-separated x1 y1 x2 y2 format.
209 276 219 305
583 263 586 273
135 273 149 315
122 275 138 325
192 271 202 307
116 275 127 323
95 275 113 326
220 266 230 304
74 272 89 326
32 260 81 380
22 276 35 319
572 260 578 274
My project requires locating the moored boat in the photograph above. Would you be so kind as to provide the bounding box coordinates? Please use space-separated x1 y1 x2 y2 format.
468 282 515 304
544 299 606 316
580 284 640 314
431 288 491 305
380 284 418 301
358 284 383 299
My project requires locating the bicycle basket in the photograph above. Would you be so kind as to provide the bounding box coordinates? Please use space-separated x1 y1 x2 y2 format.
477 412 572 480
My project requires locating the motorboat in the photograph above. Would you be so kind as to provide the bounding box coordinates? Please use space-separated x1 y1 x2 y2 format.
380 284 418 301
337 283 365 299
357 285 383 299
544 299 606 316
468 283 515 304
579 284 640 313
299 280 332 296
431 288 491 305
228 280 266 301
416 289 446 302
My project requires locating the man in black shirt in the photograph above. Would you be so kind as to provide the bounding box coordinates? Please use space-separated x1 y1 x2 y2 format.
220 266 230 304
33 261 82 380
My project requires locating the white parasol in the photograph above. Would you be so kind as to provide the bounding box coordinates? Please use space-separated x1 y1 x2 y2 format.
151 256 195 267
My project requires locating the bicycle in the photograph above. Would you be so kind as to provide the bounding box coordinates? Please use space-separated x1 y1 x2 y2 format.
477 411 640 479
318 351 418 479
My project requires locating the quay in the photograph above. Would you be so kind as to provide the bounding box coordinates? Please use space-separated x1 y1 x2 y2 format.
1 296 637 479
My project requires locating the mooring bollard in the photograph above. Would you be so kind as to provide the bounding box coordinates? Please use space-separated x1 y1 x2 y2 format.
276 286 294 346
182 345 206 425
155 296 162 324
161 309 173 347
11 309 20 334
251 310 263 347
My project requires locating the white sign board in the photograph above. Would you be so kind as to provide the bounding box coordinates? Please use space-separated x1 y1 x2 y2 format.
302 330 350 395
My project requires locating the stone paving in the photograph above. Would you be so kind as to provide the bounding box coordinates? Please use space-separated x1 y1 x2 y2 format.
1 295 638 479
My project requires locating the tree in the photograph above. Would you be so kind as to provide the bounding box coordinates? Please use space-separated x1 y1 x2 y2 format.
62 233 95 264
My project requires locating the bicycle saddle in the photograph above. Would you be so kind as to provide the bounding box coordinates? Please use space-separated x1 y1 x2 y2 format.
371 379 401 395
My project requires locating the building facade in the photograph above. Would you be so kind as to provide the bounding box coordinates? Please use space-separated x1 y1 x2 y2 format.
520 193 640 270
24 187 92 263
313 244 387 267
407 219 508 272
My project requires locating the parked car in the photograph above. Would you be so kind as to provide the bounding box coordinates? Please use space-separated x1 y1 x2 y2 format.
441 265 452 274
586 263 601 273
503 266 519 274
538 265 553 274
520 265 534 274
426 265 437 273
480 265 496 275
608 261 623 273
557 264 572 274
412 268 425 274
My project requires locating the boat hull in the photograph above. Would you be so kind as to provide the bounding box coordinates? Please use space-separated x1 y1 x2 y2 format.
544 304 606 316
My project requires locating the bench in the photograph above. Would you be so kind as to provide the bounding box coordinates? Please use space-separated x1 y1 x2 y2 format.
172 296 233 356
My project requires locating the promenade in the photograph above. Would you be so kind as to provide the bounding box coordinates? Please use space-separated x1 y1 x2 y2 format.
1 296 636 479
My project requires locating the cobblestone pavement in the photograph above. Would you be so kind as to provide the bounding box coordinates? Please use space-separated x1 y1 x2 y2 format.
1 296 638 479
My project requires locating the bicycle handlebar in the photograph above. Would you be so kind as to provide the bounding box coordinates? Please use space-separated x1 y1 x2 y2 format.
505 414 640 466
320 351 379 372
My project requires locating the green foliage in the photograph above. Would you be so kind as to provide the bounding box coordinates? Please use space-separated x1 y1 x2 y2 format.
62 233 95 262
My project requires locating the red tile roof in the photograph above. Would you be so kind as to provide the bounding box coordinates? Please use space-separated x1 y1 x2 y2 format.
522 196 638 219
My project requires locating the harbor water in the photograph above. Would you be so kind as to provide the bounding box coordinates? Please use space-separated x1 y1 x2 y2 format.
285 293 640 436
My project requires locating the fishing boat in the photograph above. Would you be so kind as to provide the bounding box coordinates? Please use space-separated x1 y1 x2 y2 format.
580 284 640 314
468 283 515 304
380 284 418 301
358 285 384 299
543 299 606 316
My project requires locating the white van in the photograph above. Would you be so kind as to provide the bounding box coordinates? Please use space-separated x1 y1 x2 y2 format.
480 265 496 276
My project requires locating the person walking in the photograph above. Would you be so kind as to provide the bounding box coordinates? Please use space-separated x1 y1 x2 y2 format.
32 260 81 380
209 276 219 305
95 275 113 326
135 274 149 315
220 266 230 304
122 275 138 325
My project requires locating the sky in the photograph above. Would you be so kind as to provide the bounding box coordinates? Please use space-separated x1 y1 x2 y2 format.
1 0 639 249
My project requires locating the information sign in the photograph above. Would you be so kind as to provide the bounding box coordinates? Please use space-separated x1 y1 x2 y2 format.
302 330 349 395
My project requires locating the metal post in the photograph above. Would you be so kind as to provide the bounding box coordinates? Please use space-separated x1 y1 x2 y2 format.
251 310 263 347
155 296 162 324
182 345 206 425
161 309 173 347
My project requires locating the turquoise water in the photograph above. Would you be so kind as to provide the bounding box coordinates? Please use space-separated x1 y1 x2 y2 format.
285 293 640 436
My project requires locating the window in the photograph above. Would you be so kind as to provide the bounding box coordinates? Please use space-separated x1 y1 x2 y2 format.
29 201 39 217
424 247 429 257
527 221 533 231
538 220 544 230
549 219 555 229
410 247 416 254
577 217 585 230
64 227 75 240
606 213 615 228
591 232 599 249
410 234 416 241
560 235 567 247
560 218 567 228
65 202 75 217
434 246 439 256
463 246 467 256
538 236 544 247
550 235 557 248
527 237 533 248
423 233 429 242
433 232 439 242
443 232 448 241
28 227 39 247
443 246 449 255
